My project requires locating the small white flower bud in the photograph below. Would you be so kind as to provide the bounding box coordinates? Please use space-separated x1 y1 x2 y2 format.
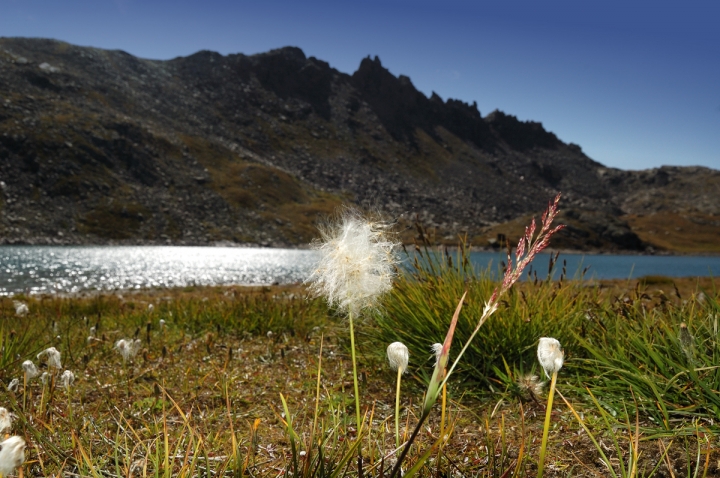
22 360 39 380
12 301 28 317
60 370 75 390
115 338 141 362
387 342 409 374
115 339 129 361
6 378 19 392
537 337 564 379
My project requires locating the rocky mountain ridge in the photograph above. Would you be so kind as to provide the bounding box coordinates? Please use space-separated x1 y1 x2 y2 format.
1 37 718 252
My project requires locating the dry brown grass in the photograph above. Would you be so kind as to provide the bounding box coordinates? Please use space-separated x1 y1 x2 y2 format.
2 276 717 477
624 212 720 253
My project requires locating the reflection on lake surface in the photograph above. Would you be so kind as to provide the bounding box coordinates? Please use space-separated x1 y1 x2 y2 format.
0 246 319 295
0 246 718 295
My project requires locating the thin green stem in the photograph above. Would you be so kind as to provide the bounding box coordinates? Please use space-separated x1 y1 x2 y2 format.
395 368 402 449
67 387 73 424
311 335 324 446
439 306 493 390
440 378 447 440
537 371 558 478
348 311 362 432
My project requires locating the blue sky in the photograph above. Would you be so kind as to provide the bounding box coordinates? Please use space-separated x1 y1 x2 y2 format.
2 0 718 171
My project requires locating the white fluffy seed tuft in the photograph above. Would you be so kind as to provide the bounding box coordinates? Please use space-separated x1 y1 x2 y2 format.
37 347 62 369
60 370 75 390
115 338 142 362
537 337 564 379
13 301 28 317
0 407 12 434
0 435 26 476
22 360 39 380
430 343 443 367
306 209 398 315
387 342 409 374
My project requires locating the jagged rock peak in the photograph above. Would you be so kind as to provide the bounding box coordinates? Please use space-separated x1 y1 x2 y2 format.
253 46 307 62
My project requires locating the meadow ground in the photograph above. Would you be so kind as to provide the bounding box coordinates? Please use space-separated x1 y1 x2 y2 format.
0 273 718 477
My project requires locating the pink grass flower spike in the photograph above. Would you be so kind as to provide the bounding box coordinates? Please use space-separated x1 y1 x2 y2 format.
390 194 565 478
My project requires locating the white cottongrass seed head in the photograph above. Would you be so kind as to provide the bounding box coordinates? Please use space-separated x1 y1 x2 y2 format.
537 337 564 379
387 342 409 374
0 435 26 477
37 347 62 369
431 343 443 367
40 372 49 385
306 209 398 315
60 370 75 390
115 338 141 362
22 360 39 380
517 374 544 398
6 379 19 393
0 408 12 434
12 301 28 317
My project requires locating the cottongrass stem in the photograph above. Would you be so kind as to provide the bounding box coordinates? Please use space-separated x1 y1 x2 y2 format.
60 370 75 390
537 337 564 478
387 342 409 449
306 208 399 434
61 370 75 423
431 342 449 439
22 360 39 411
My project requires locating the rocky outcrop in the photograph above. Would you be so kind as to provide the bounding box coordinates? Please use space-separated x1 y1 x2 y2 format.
0 38 718 251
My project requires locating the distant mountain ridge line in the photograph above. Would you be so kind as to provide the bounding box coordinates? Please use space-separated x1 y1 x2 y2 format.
0 37 718 252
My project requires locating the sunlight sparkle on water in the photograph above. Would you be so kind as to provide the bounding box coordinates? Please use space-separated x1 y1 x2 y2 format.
0 246 319 296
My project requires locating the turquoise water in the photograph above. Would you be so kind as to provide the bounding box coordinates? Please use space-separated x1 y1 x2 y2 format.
0 246 717 295
466 251 720 281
